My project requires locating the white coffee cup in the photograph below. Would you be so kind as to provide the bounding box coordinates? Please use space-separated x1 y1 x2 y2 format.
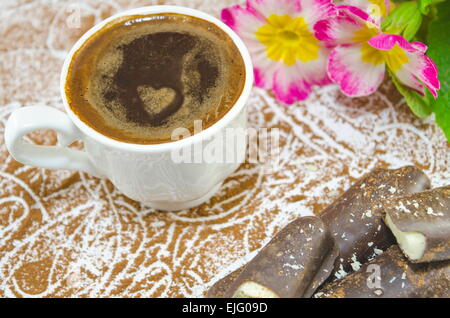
4 5 253 211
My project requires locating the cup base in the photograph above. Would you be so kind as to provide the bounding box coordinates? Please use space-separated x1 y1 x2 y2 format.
144 182 223 212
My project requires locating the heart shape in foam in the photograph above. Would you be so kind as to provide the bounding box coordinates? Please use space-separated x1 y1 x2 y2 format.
137 85 177 116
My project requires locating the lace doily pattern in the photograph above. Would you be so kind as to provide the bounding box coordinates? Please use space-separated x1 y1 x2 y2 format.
0 0 448 297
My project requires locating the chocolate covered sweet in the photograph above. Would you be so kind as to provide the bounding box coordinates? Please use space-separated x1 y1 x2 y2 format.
382 186 450 263
315 245 450 298
206 166 431 297
320 166 431 279
206 267 244 298
223 216 339 298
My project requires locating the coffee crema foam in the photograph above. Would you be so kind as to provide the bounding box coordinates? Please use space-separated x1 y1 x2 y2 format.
65 13 246 144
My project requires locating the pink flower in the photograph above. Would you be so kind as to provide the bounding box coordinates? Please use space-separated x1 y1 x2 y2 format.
345 0 395 23
315 6 440 97
222 0 335 104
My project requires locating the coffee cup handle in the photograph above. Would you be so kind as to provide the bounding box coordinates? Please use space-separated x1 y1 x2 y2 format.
5 106 101 177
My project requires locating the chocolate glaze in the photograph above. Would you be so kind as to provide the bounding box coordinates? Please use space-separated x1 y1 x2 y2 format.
206 267 244 298
315 245 450 298
320 166 430 279
222 216 339 298
381 185 450 263
206 166 431 296
104 32 218 126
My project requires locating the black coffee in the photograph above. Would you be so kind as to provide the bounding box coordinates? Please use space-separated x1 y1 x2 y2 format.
65 13 246 144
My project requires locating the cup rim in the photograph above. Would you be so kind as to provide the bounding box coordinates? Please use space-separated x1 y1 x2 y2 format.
60 5 253 153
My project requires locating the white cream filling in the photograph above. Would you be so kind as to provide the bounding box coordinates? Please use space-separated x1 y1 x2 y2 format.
385 214 426 260
233 281 279 298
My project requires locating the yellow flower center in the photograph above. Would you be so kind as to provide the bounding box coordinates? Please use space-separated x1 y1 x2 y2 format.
383 43 409 71
255 14 320 66
367 0 395 18
361 43 409 71
278 30 300 44
352 27 379 43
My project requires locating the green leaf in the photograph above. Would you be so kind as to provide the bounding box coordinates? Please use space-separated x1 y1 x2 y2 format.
427 1 450 140
389 71 433 118
403 12 422 40
418 0 444 14
414 5 437 43
433 97 450 141
381 1 423 40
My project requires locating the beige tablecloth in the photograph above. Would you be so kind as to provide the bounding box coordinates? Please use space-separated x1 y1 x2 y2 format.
0 0 448 297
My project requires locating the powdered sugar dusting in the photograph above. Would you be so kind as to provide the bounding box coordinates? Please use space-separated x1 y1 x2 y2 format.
0 0 448 297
